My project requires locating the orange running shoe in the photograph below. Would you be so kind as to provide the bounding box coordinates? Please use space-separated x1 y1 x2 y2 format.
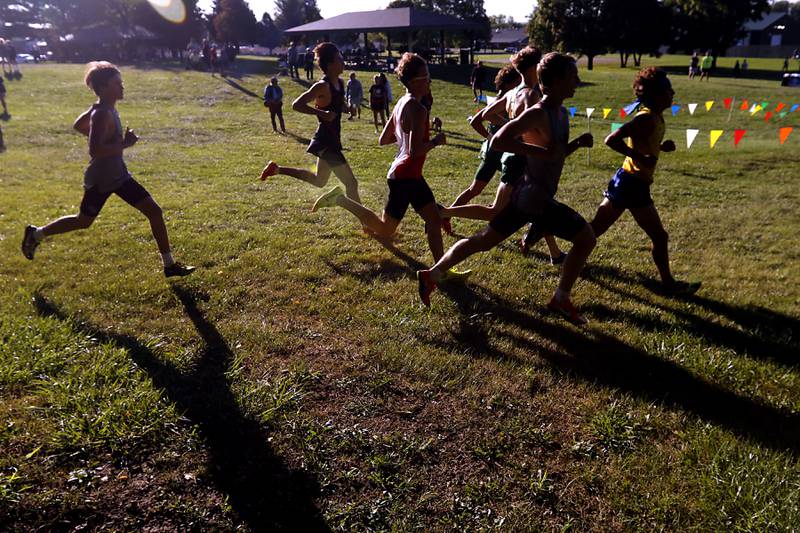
547 295 588 326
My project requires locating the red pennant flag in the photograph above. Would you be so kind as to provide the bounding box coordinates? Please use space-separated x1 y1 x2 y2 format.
620 108 627 118
740 100 749 111
724 97 732 110
734 129 746 146
775 102 786 112
764 111 773 122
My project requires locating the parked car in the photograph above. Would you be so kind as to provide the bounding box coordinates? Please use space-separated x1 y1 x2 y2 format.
16 53 36 63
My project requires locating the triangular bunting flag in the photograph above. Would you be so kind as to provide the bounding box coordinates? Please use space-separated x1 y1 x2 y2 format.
710 130 723 148
764 111 773 122
740 100 749 111
780 111 788 118
611 122 623 132
586 107 595 118
724 98 732 110
686 129 700 149
734 129 746 146
688 103 698 115
791 104 799 113
569 106 577 118
775 103 786 112
779 127 793 145
751 104 763 115
671 104 680 116
623 100 641 115
620 108 627 118
705 101 714 112
603 108 612 119
761 101 769 111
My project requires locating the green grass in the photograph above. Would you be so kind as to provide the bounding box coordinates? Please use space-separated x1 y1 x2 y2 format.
0 55 799 531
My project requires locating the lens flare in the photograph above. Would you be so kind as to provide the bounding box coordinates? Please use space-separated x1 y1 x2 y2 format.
146 0 186 24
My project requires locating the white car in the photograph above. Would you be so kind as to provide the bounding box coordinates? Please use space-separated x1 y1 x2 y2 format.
15 53 36 63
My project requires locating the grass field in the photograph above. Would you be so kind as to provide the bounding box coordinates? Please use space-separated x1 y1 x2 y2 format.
1 55 799 531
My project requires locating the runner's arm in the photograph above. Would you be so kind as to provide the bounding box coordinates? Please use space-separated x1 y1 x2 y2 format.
292 81 330 120
88 109 127 159
489 107 554 159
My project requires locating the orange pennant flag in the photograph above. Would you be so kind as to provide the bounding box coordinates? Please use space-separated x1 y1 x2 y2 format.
734 129 746 146
740 99 749 111
779 127 793 145
775 102 786 113
764 111 773 122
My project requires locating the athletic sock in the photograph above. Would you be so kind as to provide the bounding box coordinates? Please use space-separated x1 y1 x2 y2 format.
161 251 175 268
33 228 45 242
554 288 569 303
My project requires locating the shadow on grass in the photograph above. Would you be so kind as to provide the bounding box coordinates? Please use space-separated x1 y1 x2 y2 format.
32 288 330 532
580 264 800 370
424 279 800 454
220 77 262 99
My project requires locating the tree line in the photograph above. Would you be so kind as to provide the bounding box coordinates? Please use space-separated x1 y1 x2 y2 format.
528 0 774 70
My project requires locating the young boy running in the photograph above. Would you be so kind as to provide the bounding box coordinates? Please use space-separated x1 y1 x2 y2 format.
441 47 566 265
260 42 361 203
589 67 701 295
310 53 451 265
21 61 195 277
418 53 595 324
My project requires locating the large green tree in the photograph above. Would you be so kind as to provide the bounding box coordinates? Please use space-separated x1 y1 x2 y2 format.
274 0 322 31
528 0 607 70
211 0 259 43
665 0 770 61
603 0 670 67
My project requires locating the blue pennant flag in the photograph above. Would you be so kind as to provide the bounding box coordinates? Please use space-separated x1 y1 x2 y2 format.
568 106 577 118
671 104 680 116
623 99 641 116
791 104 799 113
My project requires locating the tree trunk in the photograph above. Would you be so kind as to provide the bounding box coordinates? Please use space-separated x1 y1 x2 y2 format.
634 52 642 67
587 54 594 70
619 51 625 68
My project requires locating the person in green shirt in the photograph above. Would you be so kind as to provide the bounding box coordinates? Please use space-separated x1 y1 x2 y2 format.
700 51 713 81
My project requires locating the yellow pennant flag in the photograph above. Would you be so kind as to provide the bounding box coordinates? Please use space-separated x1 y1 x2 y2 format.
751 104 763 115
710 130 724 148
602 108 612 119
705 101 714 112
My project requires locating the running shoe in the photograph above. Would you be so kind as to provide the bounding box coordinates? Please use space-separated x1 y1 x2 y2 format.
550 251 567 266
417 270 438 307
547 295 588 326
519 224 543 256
312 186 343 212
441 268 472 282
662 280 701 296
21 225 39 260
164 262 196 278
259 161 278 181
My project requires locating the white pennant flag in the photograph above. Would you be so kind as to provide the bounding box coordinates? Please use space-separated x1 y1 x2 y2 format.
688 103 698 115
586 107 595 118
686 128 700 149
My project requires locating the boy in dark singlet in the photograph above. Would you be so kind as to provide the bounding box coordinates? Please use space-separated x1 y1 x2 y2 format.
590 67 701 296
310 53 459 267
440 47 567 264
259 42 361 203
417 53 595 324
21 61 195 277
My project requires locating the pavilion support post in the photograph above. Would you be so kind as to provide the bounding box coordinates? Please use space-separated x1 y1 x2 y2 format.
440 29 444 64
364 32 368 60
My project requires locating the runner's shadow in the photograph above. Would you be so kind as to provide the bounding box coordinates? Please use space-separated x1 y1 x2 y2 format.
220 77 261 99
580 265 800 370
284 131 311 145
32 289 330 532
422 282 800 454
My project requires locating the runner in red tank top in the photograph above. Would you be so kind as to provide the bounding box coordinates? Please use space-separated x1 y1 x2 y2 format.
309 53 452 264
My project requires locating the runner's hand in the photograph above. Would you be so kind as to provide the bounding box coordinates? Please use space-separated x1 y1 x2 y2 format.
123 127 138 148
661 140 676 152
578 132 593 148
